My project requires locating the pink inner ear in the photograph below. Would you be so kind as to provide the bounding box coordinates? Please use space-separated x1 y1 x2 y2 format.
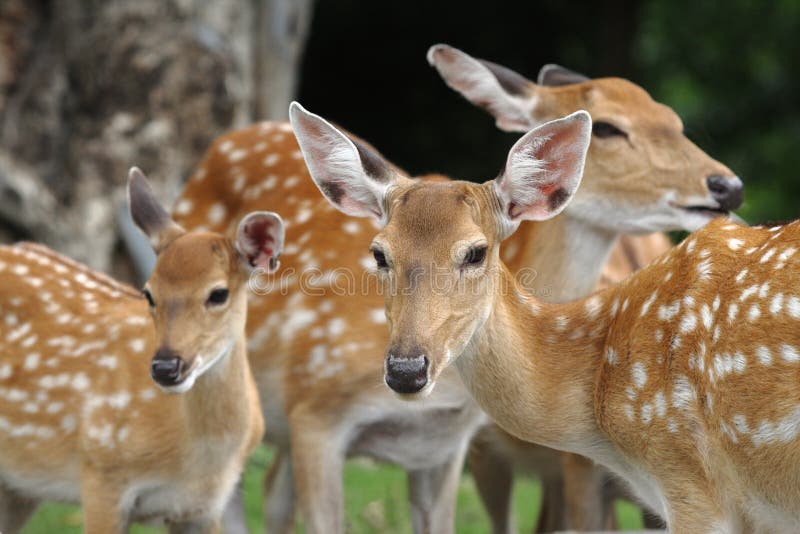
244 218 277 268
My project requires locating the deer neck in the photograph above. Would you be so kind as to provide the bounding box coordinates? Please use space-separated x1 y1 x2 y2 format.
506 213 618 302
455 266 616 456
181 338 252 438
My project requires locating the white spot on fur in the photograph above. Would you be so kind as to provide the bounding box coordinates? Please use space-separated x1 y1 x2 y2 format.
657 301 680 321
370 308 386 324
640 292 658 316
728 303 739 323
97 355 117 369
727 238 743 251
605 347 617 365
748 304 761 322
174 199 193 215
23 353 40 370
207 203 227 225
129 339 146 353
700 304 713 330
757 346 772 365
771 293 784 315
632 362 647 389
781 345 800 363
672 376 695 410
680 312 697 333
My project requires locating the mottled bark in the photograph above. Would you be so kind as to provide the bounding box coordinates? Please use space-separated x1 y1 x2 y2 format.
0 0 313 280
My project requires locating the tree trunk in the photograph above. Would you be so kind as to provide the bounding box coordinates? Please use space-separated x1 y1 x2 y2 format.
0 0 313 280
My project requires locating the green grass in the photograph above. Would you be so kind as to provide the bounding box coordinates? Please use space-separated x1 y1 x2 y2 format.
23 445 645 533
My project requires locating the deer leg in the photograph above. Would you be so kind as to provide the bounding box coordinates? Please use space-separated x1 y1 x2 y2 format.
80 471 125 534
407 441 469 534
468 430 516 534
289 415 345 534
557 452 606 531
264 447 296 534
0 483 39 534
168 518 221 534
534 474 565 533
220 478 248 534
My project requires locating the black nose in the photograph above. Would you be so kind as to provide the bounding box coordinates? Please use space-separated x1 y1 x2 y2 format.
150 348 184 386
706 175 743 211
385 351 429 394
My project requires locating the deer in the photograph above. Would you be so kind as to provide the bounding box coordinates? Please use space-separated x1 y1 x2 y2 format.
170 52 741 532
294 101 800 533
0 168 281 533
425 43 744 532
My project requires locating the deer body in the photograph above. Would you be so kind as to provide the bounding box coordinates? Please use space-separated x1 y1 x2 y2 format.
292 102 790 532
459 217 800 532
0 170 281 533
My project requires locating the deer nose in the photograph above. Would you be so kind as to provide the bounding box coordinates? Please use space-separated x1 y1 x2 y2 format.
706 175 743 211
385 351 429 394
150 348 184 386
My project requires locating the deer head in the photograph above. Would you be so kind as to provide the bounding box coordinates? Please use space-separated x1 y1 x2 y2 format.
290 103 590 397
427 44 742 233
128 168 284 393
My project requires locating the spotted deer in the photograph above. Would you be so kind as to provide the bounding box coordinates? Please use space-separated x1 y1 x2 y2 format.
0 168 280 533
297 102 800 533
427 43 744 532
171 56 739 532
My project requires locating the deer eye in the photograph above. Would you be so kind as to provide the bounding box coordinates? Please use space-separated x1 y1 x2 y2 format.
463 246 487 267
592 121 627 139
142 288 155 308
207 288 229 306
372 249 388 269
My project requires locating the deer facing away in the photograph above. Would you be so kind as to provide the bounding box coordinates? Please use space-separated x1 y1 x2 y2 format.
0 169 282 532
294 102 800 533
171 52 740 532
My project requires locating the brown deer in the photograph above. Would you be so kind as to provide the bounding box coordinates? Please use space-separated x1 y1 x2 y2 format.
0 168 281 532
298 102 799 533
171 56 739 532
426 43 744 531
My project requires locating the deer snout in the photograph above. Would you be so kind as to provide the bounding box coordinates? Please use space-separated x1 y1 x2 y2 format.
151 348 185 386
707 175 743 211
385 350 429 395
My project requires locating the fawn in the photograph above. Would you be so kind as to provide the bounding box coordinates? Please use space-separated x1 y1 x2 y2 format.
170 55 739 532
0 168 281 532
296 101 800 532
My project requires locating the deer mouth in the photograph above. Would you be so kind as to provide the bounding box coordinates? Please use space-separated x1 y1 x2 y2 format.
674 203 729 217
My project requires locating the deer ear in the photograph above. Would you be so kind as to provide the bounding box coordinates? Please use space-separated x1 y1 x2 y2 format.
494 111 591 233
290 101 403 224
427 44 535 132
537 64 590 87
128 167 185 251
236 211 284 273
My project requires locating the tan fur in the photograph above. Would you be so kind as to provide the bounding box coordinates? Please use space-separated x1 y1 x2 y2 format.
360 173 800 532
172 67 734 532
0 233 263 532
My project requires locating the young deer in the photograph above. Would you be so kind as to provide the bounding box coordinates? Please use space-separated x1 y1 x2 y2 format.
426 43 743 531
298 102 800 533
0 168 280 532
172 58 739 532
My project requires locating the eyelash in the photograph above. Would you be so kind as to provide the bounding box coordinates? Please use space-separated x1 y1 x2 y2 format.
463 246 487 267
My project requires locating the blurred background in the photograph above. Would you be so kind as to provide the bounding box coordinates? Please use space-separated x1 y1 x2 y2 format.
2 0 798 531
